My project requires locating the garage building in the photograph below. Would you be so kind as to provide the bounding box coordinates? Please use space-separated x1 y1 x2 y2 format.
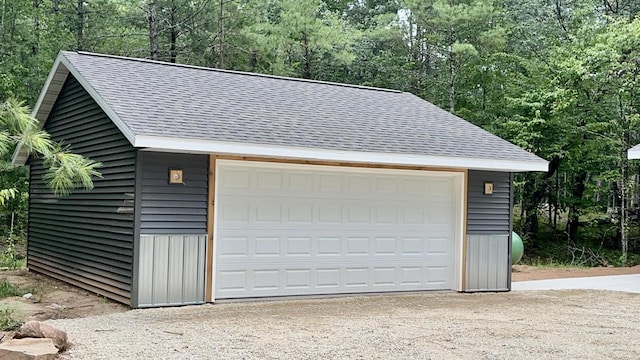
13 51 547 308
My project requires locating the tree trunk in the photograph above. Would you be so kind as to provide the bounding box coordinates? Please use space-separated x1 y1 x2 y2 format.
218 0 225 69
32 0 40 56
448 27 456 113
618 88 632 264
148 0 159 60
621 160 629 265
76 0 84 51
567 171 587 243
169 0 177 63
553 170 559 231
1 0 6 46
302 33 311 79
522 173 544 236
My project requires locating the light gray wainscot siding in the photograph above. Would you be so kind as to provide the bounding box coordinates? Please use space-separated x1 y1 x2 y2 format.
466 171 513 291
133 152 208 307
28 76 136 304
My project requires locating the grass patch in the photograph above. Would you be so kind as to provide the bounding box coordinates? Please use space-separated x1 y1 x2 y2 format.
0 255 26 269
522 258 590 269
0 278 23 299
0 243 26 269
0 307 23 331
0 279 26 331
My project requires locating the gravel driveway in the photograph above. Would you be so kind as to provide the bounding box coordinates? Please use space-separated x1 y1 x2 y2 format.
49 290 640 360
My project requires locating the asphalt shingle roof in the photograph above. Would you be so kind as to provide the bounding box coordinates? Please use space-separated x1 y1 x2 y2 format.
61 51 544 164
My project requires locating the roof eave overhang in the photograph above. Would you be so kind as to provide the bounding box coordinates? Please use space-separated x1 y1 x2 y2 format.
11 51 136 166
135 135 549 172
628 147 640 160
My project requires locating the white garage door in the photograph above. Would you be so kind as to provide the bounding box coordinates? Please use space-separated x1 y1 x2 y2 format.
214 161 460 299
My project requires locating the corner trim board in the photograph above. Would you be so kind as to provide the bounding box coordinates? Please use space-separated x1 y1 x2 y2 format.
131 150 143 308
205 155 216 302
461 169 469 292
508 172 514 290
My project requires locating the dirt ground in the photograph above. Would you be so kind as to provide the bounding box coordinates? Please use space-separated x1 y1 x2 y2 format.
0 270 126 323
0 265 639 324
511 264 640 281
50 290 640 359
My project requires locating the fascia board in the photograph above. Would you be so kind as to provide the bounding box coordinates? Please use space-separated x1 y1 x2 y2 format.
135 135 549 172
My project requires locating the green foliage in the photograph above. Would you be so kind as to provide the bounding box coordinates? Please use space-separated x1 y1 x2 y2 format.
0 233 26 269
0 98 102 196
0 0 638 266
0 307 23 331
0 189 17 207
0 278 23 298
244 0 360 79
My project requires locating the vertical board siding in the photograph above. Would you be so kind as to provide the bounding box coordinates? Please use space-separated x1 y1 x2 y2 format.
139 152 208 234
28 76 135 304
467 171 511 234
137 235 206 307
466 235 509 291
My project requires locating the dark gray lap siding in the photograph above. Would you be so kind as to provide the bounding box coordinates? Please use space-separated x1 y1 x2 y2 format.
28 76 135 304
138 152 208 234
467 171 512 234
465 170 513 291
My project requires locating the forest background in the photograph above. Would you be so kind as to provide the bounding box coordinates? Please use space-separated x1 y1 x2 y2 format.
1 0 639 268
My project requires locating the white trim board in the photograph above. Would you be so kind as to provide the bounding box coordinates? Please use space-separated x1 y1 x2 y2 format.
137 137 548 172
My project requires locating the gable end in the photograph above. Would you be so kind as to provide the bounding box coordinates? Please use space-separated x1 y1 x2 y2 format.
28 75 136 305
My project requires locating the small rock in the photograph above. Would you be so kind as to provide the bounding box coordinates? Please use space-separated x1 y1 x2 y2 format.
15 321 68 351
45 303 64 310
22 293 33 299
0 338 58 360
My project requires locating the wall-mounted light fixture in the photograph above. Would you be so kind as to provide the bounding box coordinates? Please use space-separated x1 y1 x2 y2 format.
484 182 494 195
169 169 184 184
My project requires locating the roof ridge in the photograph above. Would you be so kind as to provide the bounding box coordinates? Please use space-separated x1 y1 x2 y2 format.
71 51 403 94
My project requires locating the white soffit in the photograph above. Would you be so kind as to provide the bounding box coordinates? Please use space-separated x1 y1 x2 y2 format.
136 136 549 172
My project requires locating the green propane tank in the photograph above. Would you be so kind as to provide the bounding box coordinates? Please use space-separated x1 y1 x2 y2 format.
512 232 524 264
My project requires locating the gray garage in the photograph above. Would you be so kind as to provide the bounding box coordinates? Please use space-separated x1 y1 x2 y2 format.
13 51 547 307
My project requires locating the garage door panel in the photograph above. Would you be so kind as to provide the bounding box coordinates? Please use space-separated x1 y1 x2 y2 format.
254 237 280 256
220 169 443 201
346 175 371 193
285 269 311 289
254 270 279 290
216 264 452 298
318 237 341 255
218 236 249 257
217 231 446 258
220 168 250 189
287 237 312 256
215 162 457 299
219 199 250 222
317 268 340 288
374 237 396 255
256 170 283 190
